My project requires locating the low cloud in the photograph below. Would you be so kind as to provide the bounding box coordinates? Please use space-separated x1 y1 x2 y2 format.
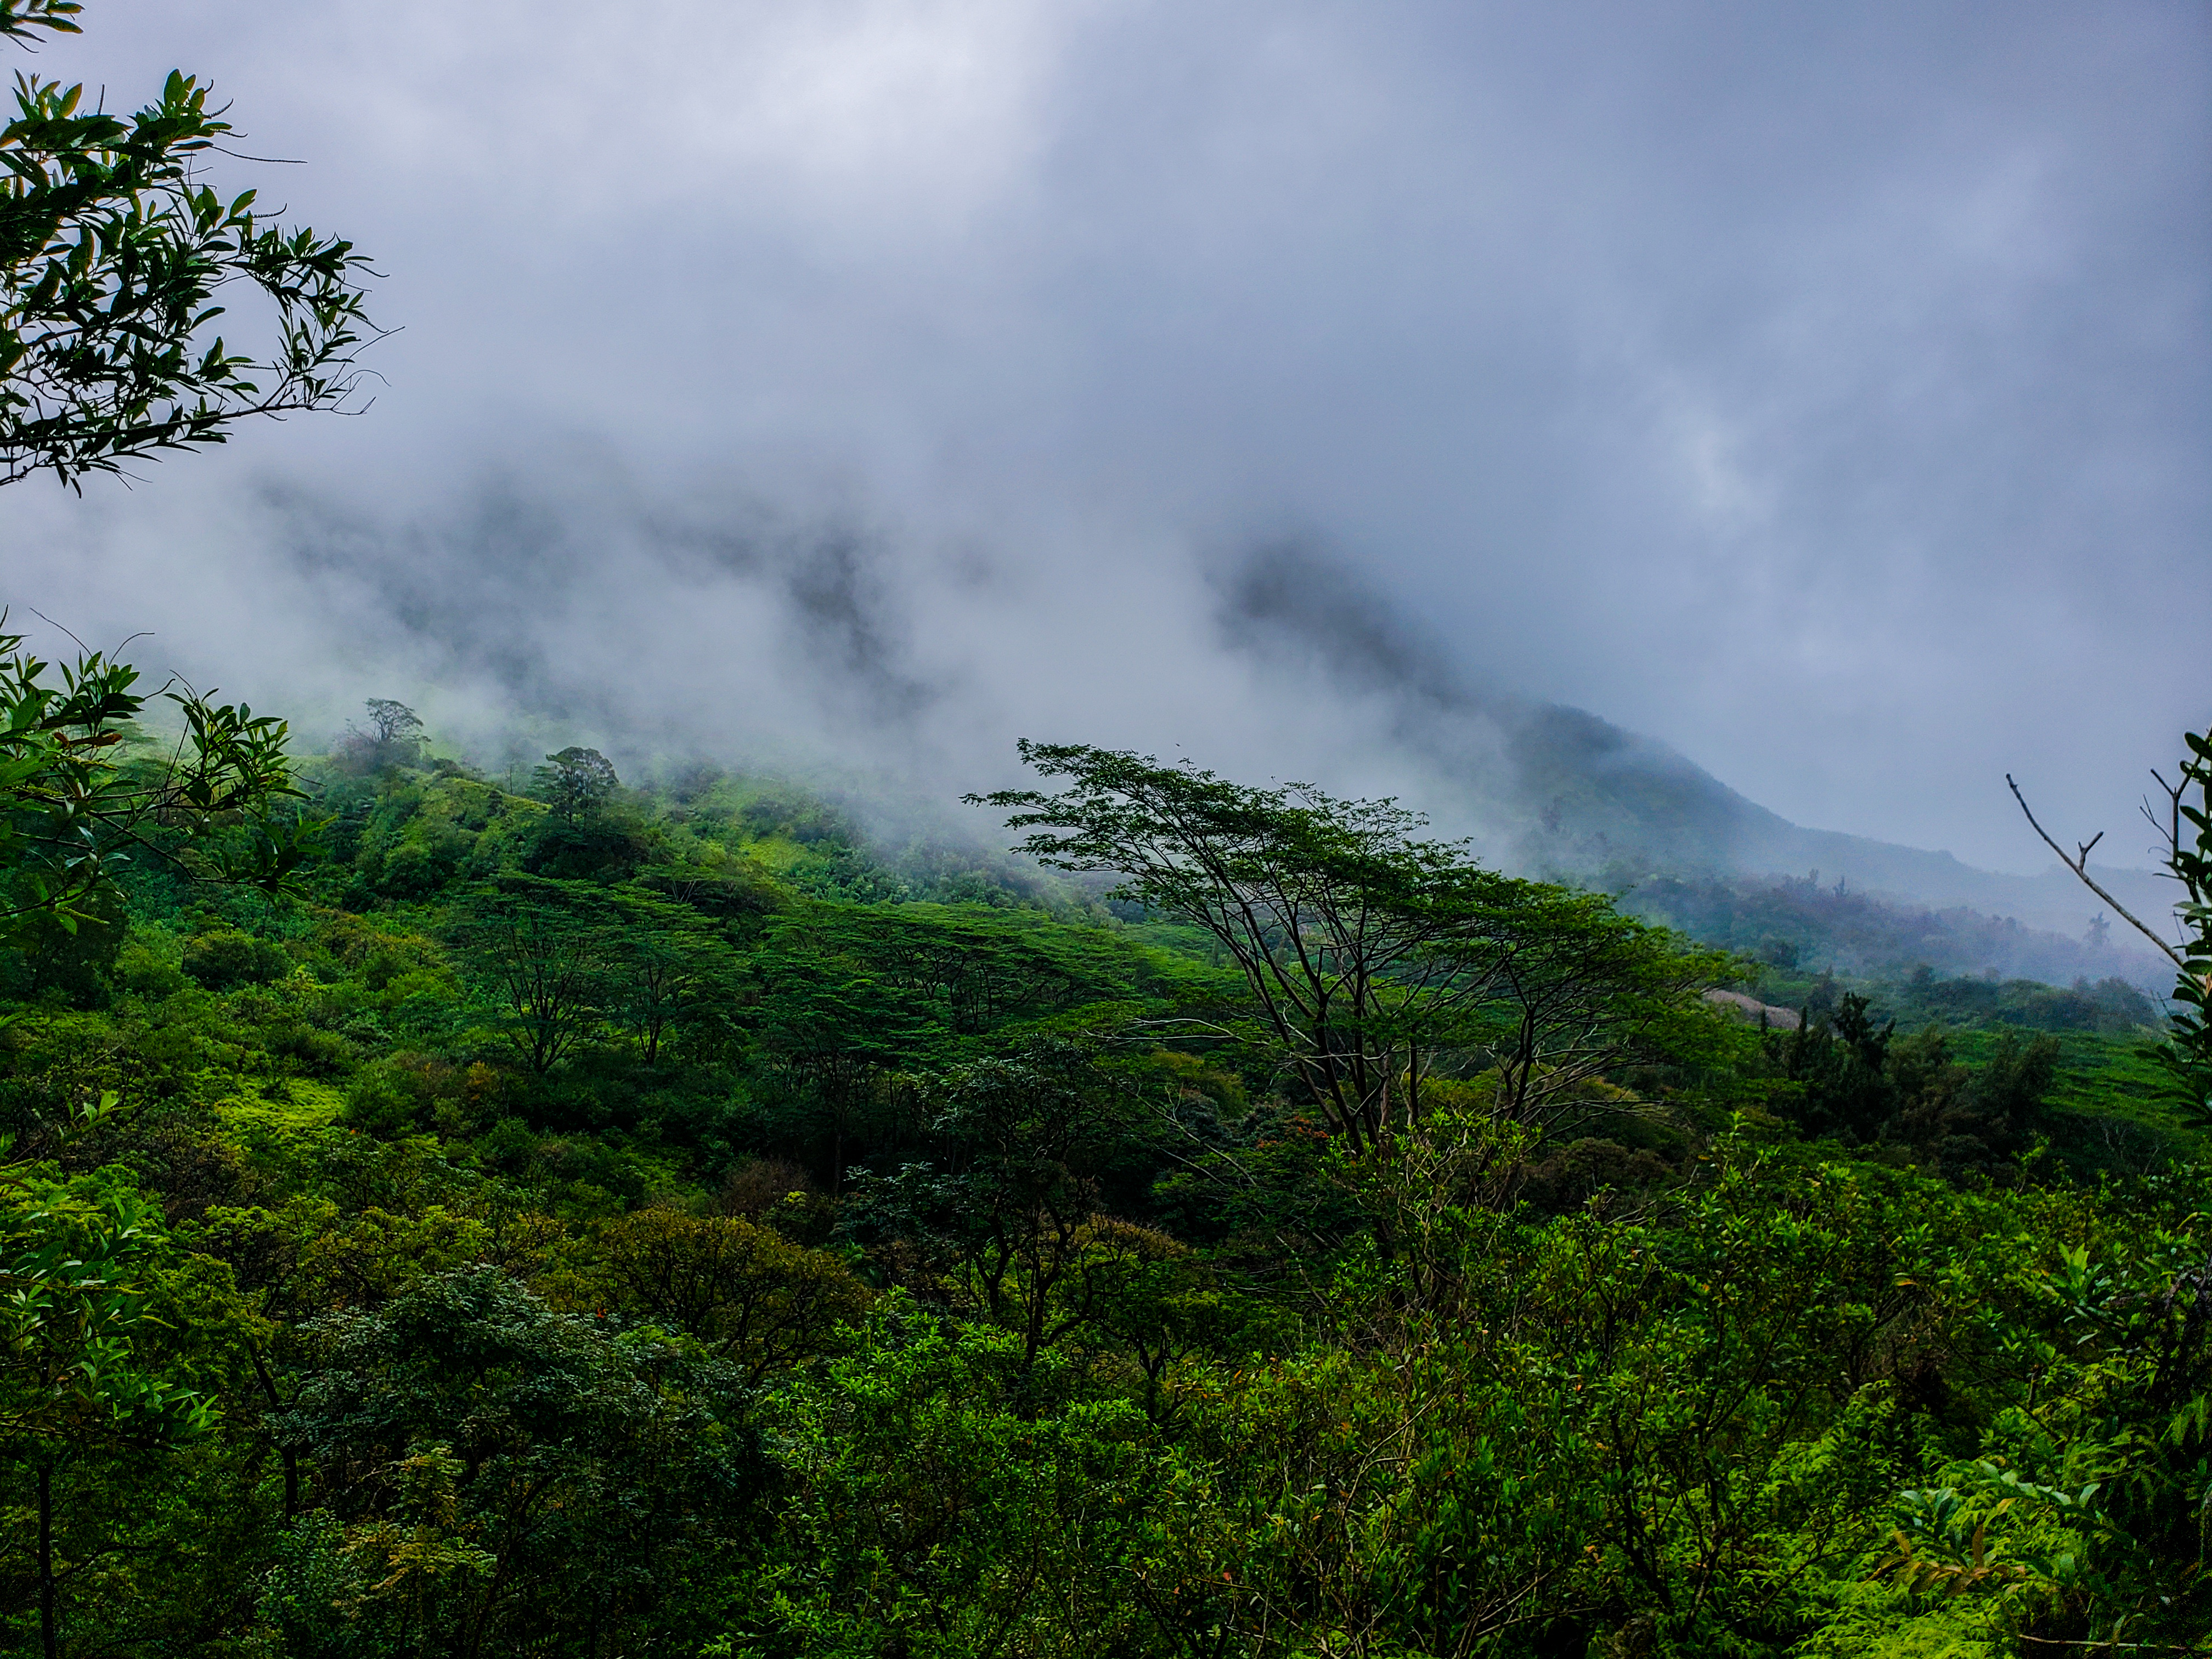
2 0 2204 874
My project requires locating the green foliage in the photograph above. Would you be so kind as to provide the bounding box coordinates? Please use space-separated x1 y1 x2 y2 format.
739 1306 1164 1659
0 624 307 941
269 1264 769 1654
0 728 2205 1654
1768 994 2067 1177
599 1204 871 1381
180 924 291 991
0 55 377 488
0 1139 224 1654
0 1156 214 1454
1886 969 2155 1035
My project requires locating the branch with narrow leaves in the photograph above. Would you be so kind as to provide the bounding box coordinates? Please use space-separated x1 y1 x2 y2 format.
2013 730 2212 1130
0 1 78 47
2155 732 2212 1127
0 624 313 938
0 65 381 489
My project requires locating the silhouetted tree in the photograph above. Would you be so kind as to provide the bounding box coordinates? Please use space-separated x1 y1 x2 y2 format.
335 698 425 775
363 699 421 745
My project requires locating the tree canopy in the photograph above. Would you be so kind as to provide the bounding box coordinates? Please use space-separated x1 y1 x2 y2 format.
0 731 2203 1654
974 741 1723 1156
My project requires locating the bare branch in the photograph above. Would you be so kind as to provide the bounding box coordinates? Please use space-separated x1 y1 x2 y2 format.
2006 772 2184 969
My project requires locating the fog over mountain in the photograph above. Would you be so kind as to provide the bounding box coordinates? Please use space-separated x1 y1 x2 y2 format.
1216 541 2175 923
2 1 2205 906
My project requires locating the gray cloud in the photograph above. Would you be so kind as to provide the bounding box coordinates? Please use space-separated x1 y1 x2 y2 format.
2 0 2204 874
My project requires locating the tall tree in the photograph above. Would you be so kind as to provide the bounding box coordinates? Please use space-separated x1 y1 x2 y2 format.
601 885 738 1065
1478 884 1724 1137
447 876 613 1074
532 747 619 823
749 925 940 1186
974 744 1522 1155
974 742 1716 1156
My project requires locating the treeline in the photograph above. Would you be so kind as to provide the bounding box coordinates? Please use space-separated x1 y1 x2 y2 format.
1626 870 2165 992
0 722 2208 1657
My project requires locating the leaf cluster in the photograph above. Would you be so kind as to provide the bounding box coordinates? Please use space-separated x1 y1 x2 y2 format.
0 624 307 943
0 57 379 488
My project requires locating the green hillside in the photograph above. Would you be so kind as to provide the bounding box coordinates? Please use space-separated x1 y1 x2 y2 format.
2 734 2207 1657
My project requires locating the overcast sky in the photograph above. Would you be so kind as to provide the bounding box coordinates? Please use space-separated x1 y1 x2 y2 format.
5 0 2207 872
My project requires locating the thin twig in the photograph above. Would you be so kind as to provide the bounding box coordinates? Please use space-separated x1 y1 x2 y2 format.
2006 774 2185 969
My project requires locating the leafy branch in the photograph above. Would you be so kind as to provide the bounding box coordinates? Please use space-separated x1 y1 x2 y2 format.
0 47 381 488
0 619 312 940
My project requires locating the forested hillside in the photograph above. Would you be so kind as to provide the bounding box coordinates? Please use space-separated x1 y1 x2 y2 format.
1621 871 2170 997
2 2 2205 1653
3 712 2209 1658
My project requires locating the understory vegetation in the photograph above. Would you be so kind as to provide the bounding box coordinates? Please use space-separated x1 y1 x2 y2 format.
0 709 2208 1659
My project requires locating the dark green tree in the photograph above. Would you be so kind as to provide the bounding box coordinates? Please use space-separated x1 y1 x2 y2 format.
447 876 612 1074
866 1040 1126 1369
601 885 738 1065
749 923 940 1186
1778 990 1896 1143
532 746 618 823
0 1158 216 1659
269 1266 768 1657
1475 883 1729 1137
600 1206 870 1382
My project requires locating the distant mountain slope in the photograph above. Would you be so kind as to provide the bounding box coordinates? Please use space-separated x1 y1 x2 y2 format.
1505 702 2176 936
1216 545 2180 980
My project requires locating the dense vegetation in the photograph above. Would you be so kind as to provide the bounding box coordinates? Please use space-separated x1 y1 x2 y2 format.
1 707 2208 1658
3 7 2210 1652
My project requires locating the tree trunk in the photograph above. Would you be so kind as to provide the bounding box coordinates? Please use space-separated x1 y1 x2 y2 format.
38 1459 58 1659
250 1346 301 1519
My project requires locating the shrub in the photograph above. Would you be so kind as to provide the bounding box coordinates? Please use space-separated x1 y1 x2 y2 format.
181 929 292 991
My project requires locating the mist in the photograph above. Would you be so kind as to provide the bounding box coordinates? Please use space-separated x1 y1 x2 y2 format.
3 0 2205 878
